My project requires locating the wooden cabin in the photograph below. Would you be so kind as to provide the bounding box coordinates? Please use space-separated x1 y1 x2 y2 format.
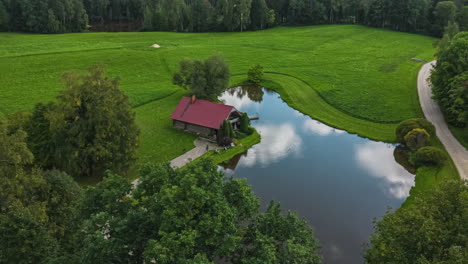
170 95 242 137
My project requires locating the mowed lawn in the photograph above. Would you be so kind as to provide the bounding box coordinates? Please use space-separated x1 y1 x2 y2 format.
0 25 435 164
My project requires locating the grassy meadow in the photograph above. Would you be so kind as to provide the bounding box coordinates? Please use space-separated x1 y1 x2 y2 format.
0 25 437 167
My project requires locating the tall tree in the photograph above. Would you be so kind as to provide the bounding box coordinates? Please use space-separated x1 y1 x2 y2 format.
433 1 457 36
364 179 468 263
173 56 230 100
0 115 81 263
431 32 468 127
250 0 271 30
75 160 322 263
28 64 140 178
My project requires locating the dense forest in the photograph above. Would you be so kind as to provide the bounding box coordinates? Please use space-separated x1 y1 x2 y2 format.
0 0 467 35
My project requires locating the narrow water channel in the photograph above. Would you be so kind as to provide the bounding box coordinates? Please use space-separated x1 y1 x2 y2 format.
219 87 415 264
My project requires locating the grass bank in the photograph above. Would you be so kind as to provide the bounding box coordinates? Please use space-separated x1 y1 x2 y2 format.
402 138 459 207
231 74 398 142
195 130 261 165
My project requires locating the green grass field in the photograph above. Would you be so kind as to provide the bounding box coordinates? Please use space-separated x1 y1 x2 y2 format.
0 25 436 165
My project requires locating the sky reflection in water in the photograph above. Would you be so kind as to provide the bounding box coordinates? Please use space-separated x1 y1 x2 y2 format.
220 87 415 264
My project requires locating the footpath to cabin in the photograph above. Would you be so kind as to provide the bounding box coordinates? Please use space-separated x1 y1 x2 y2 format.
132 138 217 186
170 138 218 168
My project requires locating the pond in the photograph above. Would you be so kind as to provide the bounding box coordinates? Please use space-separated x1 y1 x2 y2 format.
219 87 415 264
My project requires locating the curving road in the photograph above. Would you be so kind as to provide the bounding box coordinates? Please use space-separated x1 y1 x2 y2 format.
417 61 468 180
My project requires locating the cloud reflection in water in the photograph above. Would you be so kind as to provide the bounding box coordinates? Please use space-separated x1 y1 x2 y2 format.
355 141 414 199
240 123 302 168
303 119 345 136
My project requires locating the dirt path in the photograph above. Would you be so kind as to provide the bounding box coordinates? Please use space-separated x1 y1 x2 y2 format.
418 61 468 180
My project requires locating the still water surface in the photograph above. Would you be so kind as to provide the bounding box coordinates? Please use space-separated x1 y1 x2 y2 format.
219 87 414 264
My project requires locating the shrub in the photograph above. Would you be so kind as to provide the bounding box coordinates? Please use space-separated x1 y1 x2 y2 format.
247 64 264 85
404 128 430 150
396 118 435 144
240 113 251 133
220 136 233 146
411 146 447 166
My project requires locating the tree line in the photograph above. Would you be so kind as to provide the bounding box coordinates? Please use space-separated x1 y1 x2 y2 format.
432 28 467 127
1 0 467 35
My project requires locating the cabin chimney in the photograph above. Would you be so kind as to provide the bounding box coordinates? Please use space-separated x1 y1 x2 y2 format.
191 94 197 104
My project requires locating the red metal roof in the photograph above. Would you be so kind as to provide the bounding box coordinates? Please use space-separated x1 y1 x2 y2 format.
170 97 234 129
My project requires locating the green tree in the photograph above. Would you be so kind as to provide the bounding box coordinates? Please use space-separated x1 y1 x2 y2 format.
436 21 459 56
76 160 322 263
250 0 270 30
222 119 234 138
247 64 264 85
395 118 435 144
0 0 9 31
45 64 139 178
240 113 251 134
0 115 80 263
433 1 457 36
77 160 259 262
364 179 468 263
412 146 447 166
431 32 468 127
446 71 468 125
233 202 322 264
403 128 430 150
173 56 230 100
143 5 154 30
24 102 57 169
458 6 468 31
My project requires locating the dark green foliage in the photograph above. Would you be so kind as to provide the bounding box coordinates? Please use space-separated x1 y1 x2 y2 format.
240 113 251 134
218 120 234 145
1 0 87 33
27 64 140 178
433 1 457 36
250 0 273 30
0 115 81 263
393 146 417 174
431 32 468 127
458 6 468 31
364 180 468 263
0 0 466 35
77 160 259 262
396 118 436 144
412 146 448 166
173 56 230 100
234 202 322 264
76 160 321 263
222 120 234 139
404 128 430 150
25 102 57 169
247 64 264 85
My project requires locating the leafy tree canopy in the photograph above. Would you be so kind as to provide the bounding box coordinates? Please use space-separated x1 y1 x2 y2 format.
75 160 322 263
26 64 140 178
173 56 230 100
364 179 468 264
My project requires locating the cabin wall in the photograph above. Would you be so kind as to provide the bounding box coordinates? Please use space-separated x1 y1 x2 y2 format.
173 120 214 136
186 123 213 136
173 120 186 130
